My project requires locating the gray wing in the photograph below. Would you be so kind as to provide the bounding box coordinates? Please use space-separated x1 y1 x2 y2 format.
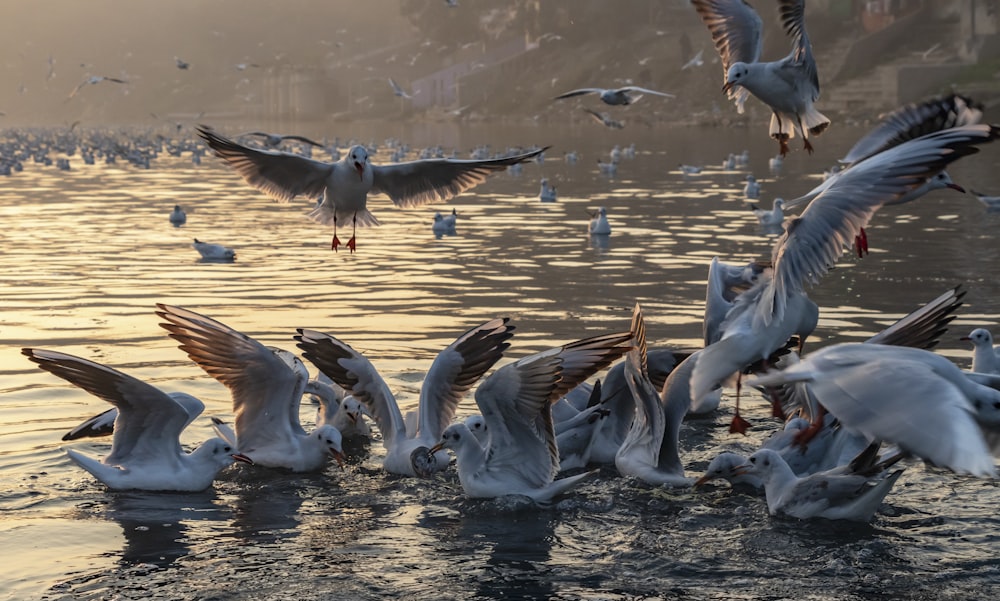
475 350 563 486
370 147 548 208
777 0 818 95
761 125 999 326
417 318 514 443
281 134 325 147
841 94 983 165
295 328 408 449
23 348 194 463
156 305 306 448
865 285 965 349
619 306 666 467
553 88 604 100
197 126 333 203
545 330 634 402
691 0 763 109
620 86 675 98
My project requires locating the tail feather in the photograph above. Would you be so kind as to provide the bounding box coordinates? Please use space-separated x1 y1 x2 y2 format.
770 107 831 140
307 202 381 228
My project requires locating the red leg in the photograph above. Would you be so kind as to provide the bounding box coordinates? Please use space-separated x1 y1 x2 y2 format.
346 213 357 254
331 214 341 252
803 137 814 154
793 404 826 448
729 373 751 435
854 227 869 258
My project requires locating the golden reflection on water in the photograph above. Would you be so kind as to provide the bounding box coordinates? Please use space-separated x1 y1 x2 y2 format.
2 123 1000 597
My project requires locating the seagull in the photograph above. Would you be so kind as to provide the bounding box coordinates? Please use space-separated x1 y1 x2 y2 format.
67 75 128 99
155 305 346 472
682 49 705 70
539 178 557 202
692 0 830 155
24 348 251 491
695 451 764 489
678 163 702 175
175 57 190 70
169 205 186 226
970 189 1000 211
429 328 635 503
746 343 1000 478
748 198 785 227
614 304 693 487
582 108 625 129
554 86 674 106
388 77 414 99
192 238 235 261
689 123 1000 431
744 174 761 199
239 131 325 149
735 446 904 522
589 207 612 235
197 126 546 252
961 328 1000 374
294 318 515 477
432 208 458 236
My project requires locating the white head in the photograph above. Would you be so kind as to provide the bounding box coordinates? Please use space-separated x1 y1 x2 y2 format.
432 423 473 455
313 424 346 466
723 62 750 92
346 145 369 180
962 328 994 347
463 414 488 444
695 452 754 487
928 171 964 193
196 437 253 471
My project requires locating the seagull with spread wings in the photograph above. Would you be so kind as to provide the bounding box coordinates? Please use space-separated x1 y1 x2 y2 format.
692 0 829 155
198 126 547 252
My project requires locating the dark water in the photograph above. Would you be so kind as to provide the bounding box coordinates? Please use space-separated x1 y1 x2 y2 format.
2 122 1000 600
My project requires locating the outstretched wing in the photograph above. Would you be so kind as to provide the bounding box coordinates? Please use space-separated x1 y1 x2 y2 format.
370 147 548 208
691 0 763 111
197 126 332 203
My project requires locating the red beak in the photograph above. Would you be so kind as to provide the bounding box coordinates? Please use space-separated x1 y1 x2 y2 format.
947 183 966 193
231 453 254 465
722 81 735 94
354 162 364 181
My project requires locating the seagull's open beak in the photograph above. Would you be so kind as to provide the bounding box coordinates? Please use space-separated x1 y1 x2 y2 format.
347 412 358 425
960 336 972 341
354 162 364 181
428 442 445 455
722 81 735 94
330 449 346 468
947 183 966 193
231 453 254 465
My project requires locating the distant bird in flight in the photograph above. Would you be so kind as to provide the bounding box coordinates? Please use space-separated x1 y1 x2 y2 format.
67 75 128 99
235 63 260 71
239 130 325 149
692 0 830 156
554 86 674 106
582 108 624 129
388 78 414 99
682 49 705 70
175 57 190 70
197 126 548 252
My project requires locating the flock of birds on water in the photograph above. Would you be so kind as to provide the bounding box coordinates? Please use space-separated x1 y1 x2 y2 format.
14 0 1000 525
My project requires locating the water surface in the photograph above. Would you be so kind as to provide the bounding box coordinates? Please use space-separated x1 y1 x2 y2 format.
2 123 1000 600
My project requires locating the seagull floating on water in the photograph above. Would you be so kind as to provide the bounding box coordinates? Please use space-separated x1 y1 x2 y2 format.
589 207 611 235
961 328 1000 374
192 238 235 261
169 204 186 226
